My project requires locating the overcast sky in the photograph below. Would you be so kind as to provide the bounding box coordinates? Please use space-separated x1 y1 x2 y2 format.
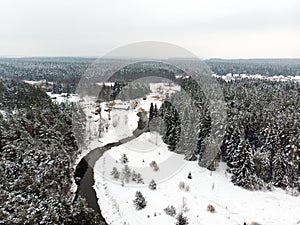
1 0 300 58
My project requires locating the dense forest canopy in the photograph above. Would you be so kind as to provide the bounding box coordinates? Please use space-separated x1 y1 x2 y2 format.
0 79 104 224
157 77 300 191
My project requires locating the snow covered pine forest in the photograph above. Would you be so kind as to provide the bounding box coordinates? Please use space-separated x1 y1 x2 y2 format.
0 59 300 225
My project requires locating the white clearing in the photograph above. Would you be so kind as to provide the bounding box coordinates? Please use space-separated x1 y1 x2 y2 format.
94 132 300 225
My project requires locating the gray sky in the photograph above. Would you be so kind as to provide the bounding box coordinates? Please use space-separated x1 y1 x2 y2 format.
1 0 300 58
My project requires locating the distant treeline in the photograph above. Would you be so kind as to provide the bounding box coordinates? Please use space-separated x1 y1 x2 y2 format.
205 58 300 76
1 58 300 85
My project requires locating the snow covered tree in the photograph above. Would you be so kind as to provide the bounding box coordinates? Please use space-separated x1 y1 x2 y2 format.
131 170 138 182
198 135 219 171
122 165 131 183
175 212 189 225
160 101 181 151
111 167 120 180
133 191 147 210
148 179 157 190
120 153 129 164
154 104 158 117
149 102 154 121
272 150 289 188
135 173 144 184
131 170 144 184
230 137 261 190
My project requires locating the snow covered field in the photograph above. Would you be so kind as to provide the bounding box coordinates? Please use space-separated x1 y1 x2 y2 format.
94 132 300 225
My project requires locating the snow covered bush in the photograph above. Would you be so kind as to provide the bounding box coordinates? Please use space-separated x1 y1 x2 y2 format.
110 167 120 180
131 170 138 182
184 185 190 192
112 114 120 127
150 161 159 171
207 204 215 213
250 222 262 225
176 212 189 225
181 197 189 213
164 205 176 217
178 181 186 190
135 173 144 184
120 153 129 164
148 179 157 190
133 191 147 210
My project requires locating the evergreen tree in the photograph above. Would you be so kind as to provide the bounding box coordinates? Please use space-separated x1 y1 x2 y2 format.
133 191 147 210
230 138 261 190
148 179 157 190
154 104 158 117
149 102 154 121
175 212 189 225
272 150 289 188
122 165 131 183
135 173 144 184
111 167 120 180
120 153 129 164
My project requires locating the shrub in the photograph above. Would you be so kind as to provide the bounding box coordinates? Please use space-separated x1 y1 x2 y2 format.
120 153 129 164
250 222 262 225
164 205 176 217
150 161 159 171
185 185 190 192
110 167 120 180
207 204 215 213
178 181 186 190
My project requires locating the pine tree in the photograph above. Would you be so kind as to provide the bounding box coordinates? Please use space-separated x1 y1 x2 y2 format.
230 138 260 190
135 173 144 184
272 150 289 188
154 104 158 117
133 191 147 210
120 153 129 164
149 103 154 121
160 101 181 151
175 212 189 225
131 170 138 182
122 165 131 183
110 167 120 180
148 179 157 190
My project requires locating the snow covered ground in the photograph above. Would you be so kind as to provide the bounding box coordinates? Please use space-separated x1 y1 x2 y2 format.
91 83 300 225
94 132 300 225
46 81 300 225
